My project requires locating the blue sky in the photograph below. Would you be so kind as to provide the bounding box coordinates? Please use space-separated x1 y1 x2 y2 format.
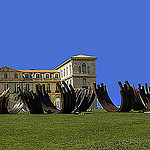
0 1 150 105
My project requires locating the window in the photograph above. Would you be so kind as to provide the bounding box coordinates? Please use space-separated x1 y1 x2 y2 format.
60 70 63 78
55 74 58 78
14 84 19 93
4 73 7 78
25 74 29 78
4 84 8 91
70 65 72 75
79 66 81 73
26 84 30 92
47 84 50 93
83 78 86 87
56 96 61 109
36 74 40 78
66 67 68 76
87 66 90 74
64 68 65 77
46 74 49 78
82 63 86 73
14 73 18 78
50 73 53 78
56 85 59 92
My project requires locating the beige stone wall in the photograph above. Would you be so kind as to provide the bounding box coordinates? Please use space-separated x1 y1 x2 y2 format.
73 77 96 89
72 59 96 75
0 66 61 109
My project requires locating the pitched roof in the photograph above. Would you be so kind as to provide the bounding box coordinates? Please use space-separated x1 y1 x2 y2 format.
72 54 93 58
0 66 22 72
54 54 97 70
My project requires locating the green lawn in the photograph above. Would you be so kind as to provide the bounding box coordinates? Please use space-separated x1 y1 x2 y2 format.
0 110 150 150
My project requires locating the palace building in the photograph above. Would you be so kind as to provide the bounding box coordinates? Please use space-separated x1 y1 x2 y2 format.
0 66 61 109
0 54 97 109
54 54 97 108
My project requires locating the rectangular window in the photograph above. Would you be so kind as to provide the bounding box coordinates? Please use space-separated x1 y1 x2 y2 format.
56 85 59 92
26 84 30 92
87 66 90 74
83 79 86 87
4 73 7 78
4 84 8 91
70 65 72 75
47 84 50 93
79 66 81 73
15 84 19 93
66 67 68 76
64 68 65 77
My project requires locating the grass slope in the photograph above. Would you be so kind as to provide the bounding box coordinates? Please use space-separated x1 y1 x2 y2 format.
0 110 150 150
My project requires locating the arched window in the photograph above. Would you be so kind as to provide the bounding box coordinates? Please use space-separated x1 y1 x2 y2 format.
83 78 86 87
25 74 29 78
55 74 58 78
14 73 18 78
36 74 40 78
82 63 86 73
4 73 7 78
46 74 49 78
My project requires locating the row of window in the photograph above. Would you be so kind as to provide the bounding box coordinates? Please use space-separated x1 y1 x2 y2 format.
79 63 90 74
3 73 18 79
3 73 59 79
4 84 60 93
60 64 72 78
24 73 59 79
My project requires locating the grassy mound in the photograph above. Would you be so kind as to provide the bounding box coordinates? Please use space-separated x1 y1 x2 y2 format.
0 109 150 149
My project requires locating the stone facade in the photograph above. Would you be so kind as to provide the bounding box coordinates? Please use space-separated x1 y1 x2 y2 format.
0 54 98 109
54 54 97 108
0 66 61 109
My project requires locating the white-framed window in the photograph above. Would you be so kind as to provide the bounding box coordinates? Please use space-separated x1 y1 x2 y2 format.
70 65 72 75
64 68 65 77
66 67 68 76
46 74 49 78
36 74 40 78
61 70 63 78
55 74 58 78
